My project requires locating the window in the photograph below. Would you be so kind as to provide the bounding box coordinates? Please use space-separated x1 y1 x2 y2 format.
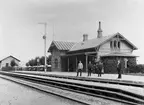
114 40 117 48
6 63 9 67
118 41 120 49
110 41 113 49
110 40 121 50
54 59 58 68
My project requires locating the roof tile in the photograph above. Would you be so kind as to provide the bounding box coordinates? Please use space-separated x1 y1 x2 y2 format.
52 41 75 51
70 35 113 51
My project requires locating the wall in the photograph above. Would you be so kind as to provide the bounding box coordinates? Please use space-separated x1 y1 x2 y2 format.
98 36 136 73
102 57 118 73
0 57 20 69
120 41 133 53
102 57 136 73
99 41 111 53
99 38 133 56
51 48 66 71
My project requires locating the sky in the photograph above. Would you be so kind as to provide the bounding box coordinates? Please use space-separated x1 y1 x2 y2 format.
0 0 144 65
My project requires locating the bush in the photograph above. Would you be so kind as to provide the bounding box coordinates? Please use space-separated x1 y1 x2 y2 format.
1 67 15 71
10 60 18 67
23 66 51 72
129 64 144 73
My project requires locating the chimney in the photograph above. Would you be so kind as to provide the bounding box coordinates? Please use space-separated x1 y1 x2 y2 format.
83 34 88 41
97 21 103 38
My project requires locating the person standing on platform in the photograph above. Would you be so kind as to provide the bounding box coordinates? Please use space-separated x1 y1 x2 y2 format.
93 61 98 74
127 59 130 73
77 61 83 77
88 61 93 76
93 63 96 74
117 59 122 79
97 60 103 77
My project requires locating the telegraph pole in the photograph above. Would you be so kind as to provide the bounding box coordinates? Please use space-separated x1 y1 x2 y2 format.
52 23 55 41
38 22 47 72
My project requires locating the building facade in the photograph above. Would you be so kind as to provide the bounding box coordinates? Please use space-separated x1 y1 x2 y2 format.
0 55 20 69
48 22 138 73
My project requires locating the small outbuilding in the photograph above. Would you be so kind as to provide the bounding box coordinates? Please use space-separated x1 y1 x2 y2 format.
0 55 20 69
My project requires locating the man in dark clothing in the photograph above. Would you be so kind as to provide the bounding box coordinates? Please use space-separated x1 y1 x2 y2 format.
93 63 96 74
94 61 99 74
117 59 122 79
97 61 103 77
88 61 93 76
127 60 130 73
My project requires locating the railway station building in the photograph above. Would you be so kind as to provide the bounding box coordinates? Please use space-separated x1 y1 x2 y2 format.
48 22 138 73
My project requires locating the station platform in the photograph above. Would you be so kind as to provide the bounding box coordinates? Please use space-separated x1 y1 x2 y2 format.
12 71 144 98
16 71 144 83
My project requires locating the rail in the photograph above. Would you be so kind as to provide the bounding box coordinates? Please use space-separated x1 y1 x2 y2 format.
0 72 144 105
15 71 144 88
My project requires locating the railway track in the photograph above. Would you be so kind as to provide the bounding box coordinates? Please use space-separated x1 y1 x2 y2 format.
15 71 144 88
0 71 144 105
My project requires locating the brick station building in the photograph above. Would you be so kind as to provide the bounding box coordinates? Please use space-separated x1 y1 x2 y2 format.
48 22 138 73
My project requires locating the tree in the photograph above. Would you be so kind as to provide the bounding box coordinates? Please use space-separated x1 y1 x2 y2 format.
26 55 51 66
40 56 45 65
26 63 29 67
34 56 40 66
39 55 51 65
10 60 17 67
28 59 35 66
47 55 51 65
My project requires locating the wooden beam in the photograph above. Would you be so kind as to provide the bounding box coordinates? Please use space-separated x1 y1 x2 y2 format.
76 56 77 72
86 54 96 57
64 51 97 57
68 57 69 72
85 55 88 72
65 52 85 56
85 52 97 55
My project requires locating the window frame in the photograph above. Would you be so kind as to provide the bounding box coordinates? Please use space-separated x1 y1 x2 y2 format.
110 40 121 50
54 58 58 68
110 41 113 49
114 40 117 49
6 63 9 67
118 41 120 49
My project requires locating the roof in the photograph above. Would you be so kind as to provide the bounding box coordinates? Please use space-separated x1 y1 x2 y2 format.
48 33 138 53
101 52 138 57
69 33 138 52
0 55 20 62
48 40 76 52
70 34 114 51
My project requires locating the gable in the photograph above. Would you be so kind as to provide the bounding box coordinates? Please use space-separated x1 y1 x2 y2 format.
110 33 137 50
48 42 57 52
0 56 20 62
99 36 133 53
98 33 137 50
